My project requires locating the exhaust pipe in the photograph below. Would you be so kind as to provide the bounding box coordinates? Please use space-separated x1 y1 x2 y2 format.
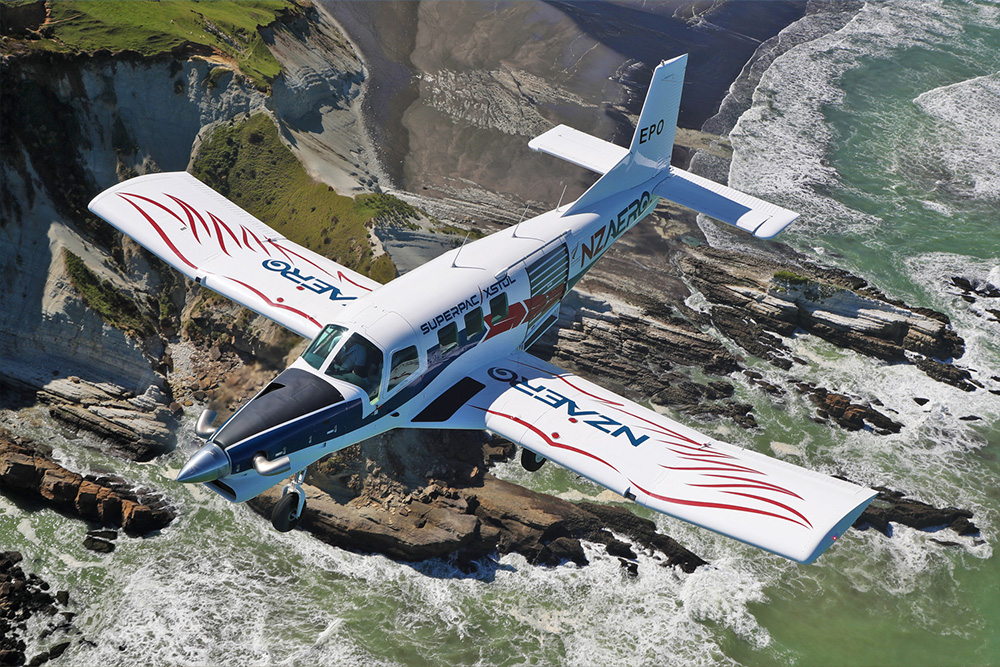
195 409 218 439
254 454 291 477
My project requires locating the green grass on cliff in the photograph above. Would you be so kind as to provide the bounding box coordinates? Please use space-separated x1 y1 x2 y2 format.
27 1 297 90
191 113 397 283
63 249 153 338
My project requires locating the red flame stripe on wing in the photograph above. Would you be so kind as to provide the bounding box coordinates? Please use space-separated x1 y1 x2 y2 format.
631 481 812 529
165 194 211 241
228 278 321 328
691 474 804 500
483 409 621 474
117 194 198 271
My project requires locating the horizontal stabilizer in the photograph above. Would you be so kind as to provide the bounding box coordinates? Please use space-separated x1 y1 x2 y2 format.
654 168 799 239
528 124 628 175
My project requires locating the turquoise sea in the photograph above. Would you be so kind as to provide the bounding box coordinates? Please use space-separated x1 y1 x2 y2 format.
3 2 999 665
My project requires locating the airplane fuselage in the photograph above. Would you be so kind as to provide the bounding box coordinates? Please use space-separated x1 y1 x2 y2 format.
197 182 660 502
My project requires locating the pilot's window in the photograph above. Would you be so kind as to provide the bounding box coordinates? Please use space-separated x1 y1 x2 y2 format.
302 324 347 370
464 307 484 339
387 345 419 392
325 333 384 401
438 322 458 353
489 293 508 325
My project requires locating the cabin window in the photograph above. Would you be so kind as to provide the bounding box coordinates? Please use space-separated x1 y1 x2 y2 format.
325 333 383 401
489 293 508 325
438 322 458 353
387 345 419 392
464 306 484 340
302 324 347 370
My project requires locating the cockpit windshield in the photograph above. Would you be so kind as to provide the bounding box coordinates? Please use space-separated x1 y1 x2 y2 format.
302 324 347 370
325 333 383 401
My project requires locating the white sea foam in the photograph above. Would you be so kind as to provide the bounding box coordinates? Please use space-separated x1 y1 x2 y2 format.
913 73 1000 201
726 0 1000 256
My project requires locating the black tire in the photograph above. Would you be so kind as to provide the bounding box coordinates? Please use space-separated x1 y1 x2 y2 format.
520 448 546 472
271 491 303 532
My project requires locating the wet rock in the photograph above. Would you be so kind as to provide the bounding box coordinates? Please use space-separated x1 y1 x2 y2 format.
913 357 977 392
0 430 176 534
853 485 979 538
798 385 902 435
249 431 707 570
82 535 115 553
1 551 73 667
678 245 968 384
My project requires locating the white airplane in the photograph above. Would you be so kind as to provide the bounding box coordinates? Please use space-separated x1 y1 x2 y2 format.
89 55 877 564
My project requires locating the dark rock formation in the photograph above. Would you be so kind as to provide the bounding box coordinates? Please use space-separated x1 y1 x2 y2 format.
0 551 74 667
249 430 706 572
677 244 969 381
794 382 903 435
852 485 979 538
0 375 177 462
0 430 176 535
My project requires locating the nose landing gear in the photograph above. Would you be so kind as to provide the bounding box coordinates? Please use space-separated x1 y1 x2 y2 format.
271 469 307 532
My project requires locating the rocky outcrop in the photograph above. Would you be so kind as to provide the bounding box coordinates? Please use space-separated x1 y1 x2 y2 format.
2 374 177 461
794 382 903 435
249 429 706 572
853 486 980 540
0 430 175 535
0 551 73 667
678 244 969 380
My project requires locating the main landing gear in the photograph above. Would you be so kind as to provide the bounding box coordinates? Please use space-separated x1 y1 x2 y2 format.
271 469 307 532
520 447 547 472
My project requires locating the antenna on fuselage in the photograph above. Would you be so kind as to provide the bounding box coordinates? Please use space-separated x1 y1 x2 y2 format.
511 203 530 238
556 183 568 211
451 231 484 270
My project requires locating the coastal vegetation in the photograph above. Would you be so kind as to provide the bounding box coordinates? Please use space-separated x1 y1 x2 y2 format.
62 249 153 338
191 112 397 283
5 0 298 91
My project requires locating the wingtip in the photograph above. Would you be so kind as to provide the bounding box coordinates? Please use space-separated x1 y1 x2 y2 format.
753 210 800 239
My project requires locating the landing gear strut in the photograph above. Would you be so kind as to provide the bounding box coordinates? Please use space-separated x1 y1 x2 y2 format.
520 447 546 472
271 469 306 532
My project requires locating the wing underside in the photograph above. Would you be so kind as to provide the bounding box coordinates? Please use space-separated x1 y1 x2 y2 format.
432 352 876 564
88 172 381 340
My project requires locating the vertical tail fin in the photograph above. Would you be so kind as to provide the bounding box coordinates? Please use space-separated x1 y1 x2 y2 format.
628 53 685 174
562 55 687 216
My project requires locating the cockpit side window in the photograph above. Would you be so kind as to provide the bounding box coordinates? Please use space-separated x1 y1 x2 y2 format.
387 345 420 392
325 333 384 402
302 324 347 370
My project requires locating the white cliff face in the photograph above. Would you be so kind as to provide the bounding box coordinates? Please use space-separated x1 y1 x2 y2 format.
1 13 374 401
0 155 157 392
70 59 269 178
0 58 269 392
265 5 378 194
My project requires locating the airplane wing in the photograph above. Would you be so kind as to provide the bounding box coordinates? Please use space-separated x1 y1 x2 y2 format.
88 172 381 340
422 352 876 564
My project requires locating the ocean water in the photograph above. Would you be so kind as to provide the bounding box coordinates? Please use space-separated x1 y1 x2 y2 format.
4 2 1000 665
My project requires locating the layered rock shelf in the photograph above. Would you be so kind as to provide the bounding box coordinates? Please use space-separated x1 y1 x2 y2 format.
0 430 176 536
249 430 707 572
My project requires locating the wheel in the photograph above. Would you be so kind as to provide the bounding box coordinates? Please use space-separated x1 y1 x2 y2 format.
520 448 546 472
271 490 303 532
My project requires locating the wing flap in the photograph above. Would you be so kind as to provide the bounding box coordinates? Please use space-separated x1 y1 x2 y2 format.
447 352 875 564
654 167 799 239
88 172 381 339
